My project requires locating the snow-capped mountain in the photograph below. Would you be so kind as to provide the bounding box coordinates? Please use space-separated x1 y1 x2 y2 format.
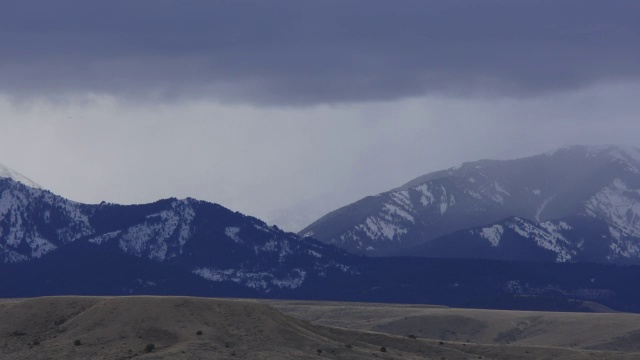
300 145 640 263
0 166 354 292
0 163 41 189
4 162 640 312
409 215 636 264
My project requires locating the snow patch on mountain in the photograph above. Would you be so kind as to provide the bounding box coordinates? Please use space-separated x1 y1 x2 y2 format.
390 190 413 211
334 190 422 249
118 199 196 261
479 225 504 247
225 227 242 243
27 237 57 258
0 182 96 262
0 189 18 219
439 186 450 214
88 231 122 245
307 249 322 258
119 217 172 261
53 199 93 242
607 226 640 260
486 182 508 204
540 221 572 233
0 190 29 247
0 244 27 263
586 179 640 238
334 214 410 252
494 182 510 196
466 189 482 200
507 218 575 262
177 202 195 247
415 183 434 206
193 267 307 291
0 164 41 189
253 222 272 233
272 269 307 289
364 217 407 241
383 203 414 223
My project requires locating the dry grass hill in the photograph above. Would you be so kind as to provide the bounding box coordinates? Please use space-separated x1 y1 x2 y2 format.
2 296 640 359
267 300 640 352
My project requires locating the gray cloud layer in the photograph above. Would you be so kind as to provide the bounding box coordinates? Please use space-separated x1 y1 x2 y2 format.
2 0 638 104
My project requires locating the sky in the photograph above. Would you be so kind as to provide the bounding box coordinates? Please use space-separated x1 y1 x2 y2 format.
1 1 639 231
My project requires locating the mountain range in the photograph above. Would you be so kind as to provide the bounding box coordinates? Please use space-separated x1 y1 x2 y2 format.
301 145 640 263
3 146 640 312
0 167 356 294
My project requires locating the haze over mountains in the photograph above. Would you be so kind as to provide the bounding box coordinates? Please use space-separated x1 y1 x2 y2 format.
3 145 640 312
301 145 640 263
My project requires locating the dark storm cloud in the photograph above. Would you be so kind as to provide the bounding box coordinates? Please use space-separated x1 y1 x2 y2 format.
1 0 639 104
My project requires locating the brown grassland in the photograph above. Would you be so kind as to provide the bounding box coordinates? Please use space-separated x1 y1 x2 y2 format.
1 296 640 359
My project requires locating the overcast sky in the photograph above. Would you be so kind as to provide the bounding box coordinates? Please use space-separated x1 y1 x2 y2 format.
1 1 639 231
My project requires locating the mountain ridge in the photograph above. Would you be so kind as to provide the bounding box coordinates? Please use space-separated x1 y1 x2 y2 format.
0 163 41 189
4 163 640 312
300 145 640 262
0 174 356 293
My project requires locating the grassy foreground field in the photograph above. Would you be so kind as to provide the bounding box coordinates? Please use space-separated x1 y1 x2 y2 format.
2 296 640 359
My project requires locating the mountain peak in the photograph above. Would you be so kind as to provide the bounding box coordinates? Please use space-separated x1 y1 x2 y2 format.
546 145 640 175
301 144 640 261
546 144 640 160
0 163 41 189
